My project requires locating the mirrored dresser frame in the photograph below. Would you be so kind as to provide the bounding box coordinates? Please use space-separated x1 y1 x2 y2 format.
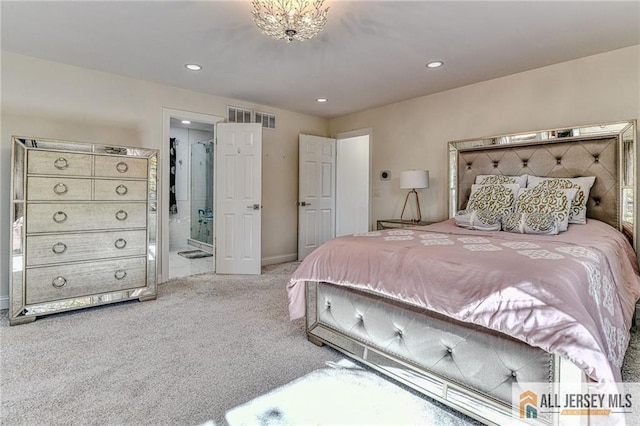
9 136 159 325
448 120 637 255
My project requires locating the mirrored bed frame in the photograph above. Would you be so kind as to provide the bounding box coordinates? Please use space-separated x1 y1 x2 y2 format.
304 120 637 425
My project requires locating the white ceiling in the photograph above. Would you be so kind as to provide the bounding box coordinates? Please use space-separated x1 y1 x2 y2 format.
2 1 639 118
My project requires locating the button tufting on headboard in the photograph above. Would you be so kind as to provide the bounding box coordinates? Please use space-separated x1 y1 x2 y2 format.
456 135 621 231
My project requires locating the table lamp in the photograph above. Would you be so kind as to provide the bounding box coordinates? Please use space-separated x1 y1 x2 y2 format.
400 170 429 222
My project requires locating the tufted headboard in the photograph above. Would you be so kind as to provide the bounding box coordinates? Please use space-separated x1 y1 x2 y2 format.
455 135 620 229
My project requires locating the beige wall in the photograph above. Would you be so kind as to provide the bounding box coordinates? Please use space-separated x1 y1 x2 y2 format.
329 45 640 226
0 51 329 305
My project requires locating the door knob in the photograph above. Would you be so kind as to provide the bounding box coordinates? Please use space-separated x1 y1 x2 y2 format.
246 204 262 210
297 201 311 207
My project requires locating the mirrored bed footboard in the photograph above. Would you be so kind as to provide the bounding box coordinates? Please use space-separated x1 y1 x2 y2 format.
306 281 583 426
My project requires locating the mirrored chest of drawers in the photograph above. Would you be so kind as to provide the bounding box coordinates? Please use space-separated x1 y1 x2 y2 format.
9 136 159 325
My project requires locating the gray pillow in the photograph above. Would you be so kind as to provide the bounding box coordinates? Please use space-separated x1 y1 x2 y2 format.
527 176 596 224
515 187 578 232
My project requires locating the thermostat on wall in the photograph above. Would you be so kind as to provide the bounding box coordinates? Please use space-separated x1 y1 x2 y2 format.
379 170 391 181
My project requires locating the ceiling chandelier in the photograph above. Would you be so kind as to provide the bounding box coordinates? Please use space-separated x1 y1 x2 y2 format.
251 0 330 43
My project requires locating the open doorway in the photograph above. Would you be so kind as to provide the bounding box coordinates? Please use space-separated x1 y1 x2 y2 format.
161 108 224 282
168 119 214 279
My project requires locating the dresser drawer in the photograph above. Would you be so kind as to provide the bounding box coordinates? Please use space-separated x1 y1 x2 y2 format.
95 156 148 179
94 179 148 201
26 257 147 304
27 177 92 201
28 151 93 176
26 230 148 266
26 202 147 233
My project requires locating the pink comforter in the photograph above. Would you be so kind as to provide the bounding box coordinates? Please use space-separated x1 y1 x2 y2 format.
288 219 640 383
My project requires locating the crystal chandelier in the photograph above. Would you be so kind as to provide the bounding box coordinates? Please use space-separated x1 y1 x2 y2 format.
251 0 330 43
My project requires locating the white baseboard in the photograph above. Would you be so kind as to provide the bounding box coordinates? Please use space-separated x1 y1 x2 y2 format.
0 296 8 310
262 253 298 266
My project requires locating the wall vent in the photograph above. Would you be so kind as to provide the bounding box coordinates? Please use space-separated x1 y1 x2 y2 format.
227 106 252 123
255 111 276 130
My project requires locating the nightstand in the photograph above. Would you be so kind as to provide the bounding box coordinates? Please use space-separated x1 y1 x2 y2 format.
377 219 433 230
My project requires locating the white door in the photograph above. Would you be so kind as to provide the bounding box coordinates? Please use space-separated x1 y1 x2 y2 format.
215 123 262 274
298 134 336 260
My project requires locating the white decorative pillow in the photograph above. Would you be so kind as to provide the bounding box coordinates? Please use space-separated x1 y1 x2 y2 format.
515 187 578 232
501 211 559 235
455 209 502 231
467 184 520 215
475 174 528 188
527 176 596 224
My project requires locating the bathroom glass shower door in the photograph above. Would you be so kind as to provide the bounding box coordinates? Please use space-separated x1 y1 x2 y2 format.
190 140 214 246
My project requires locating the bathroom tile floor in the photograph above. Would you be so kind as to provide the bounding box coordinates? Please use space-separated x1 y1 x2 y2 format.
168 244 214 280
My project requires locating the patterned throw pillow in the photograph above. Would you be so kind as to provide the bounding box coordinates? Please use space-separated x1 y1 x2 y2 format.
515 187 578 232
455 209 502 231
527 176 596 224
475 174 528 188
467 184 520 215
502 211 559 235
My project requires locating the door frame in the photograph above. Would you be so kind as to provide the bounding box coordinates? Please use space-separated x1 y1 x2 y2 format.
160 108 224 283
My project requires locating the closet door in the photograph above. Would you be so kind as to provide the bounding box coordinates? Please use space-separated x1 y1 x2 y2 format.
297 134 336 261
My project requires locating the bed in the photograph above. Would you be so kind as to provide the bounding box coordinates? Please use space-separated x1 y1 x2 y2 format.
288 121 640 425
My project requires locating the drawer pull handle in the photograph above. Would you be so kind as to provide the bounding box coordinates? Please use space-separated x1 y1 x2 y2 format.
54 157 69 170
115 210 128 221
52 276 67 288
116 161 129 173
53 183 68 195
114 270 127 280
115 184 128 195
52 242 67 254
53 211 68 223
114 238 127 249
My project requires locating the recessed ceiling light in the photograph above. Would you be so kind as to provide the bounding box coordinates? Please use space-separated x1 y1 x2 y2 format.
316 98 328 103
426 61 444 69
185 64 202 71
181 120 191 124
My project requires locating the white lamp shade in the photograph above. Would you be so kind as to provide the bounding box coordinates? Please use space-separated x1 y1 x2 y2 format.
400 170 429 189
